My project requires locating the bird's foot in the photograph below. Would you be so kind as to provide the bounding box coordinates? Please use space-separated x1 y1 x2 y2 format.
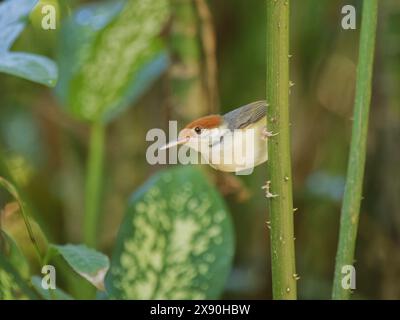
262 180 279 198
261 128 279 140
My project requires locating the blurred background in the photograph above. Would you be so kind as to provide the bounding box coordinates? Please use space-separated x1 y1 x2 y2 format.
0 0 399 299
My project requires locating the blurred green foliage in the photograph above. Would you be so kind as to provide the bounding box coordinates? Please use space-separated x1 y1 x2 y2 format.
0 0 57 86
0 231 38 299
56 0 170 122
0 0 399 300
31 275 73 299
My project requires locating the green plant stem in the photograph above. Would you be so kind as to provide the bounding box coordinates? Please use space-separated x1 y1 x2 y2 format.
0 177 44 266
265 0 297 299
84 121 105 248
332 0 378 300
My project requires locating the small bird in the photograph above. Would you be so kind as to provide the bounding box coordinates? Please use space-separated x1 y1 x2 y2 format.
161 101 274 173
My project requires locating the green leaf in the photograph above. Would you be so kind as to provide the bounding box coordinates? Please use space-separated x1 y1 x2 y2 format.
0 0 38 51
51 244 110 291
102 52 169 123
0 52 58 86
31 276 74 300
55 0 125 105
0 252 38 300
0 0 58 86
105 166 235 299
58 0 170 122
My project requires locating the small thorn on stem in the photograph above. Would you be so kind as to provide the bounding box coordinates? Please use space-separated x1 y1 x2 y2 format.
261 128 280 140
293 273 301 281
262 180 279 198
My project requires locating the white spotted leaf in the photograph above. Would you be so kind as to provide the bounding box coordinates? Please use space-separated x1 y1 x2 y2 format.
55 0 125 105
56 0 170 122
105 166 235 299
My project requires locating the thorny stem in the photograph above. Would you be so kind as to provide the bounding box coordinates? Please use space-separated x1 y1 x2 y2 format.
265 0 297 299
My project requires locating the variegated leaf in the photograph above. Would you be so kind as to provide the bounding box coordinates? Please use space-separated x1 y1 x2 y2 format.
106 166 235 299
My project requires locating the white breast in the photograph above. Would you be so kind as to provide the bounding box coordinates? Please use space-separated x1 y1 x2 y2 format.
197 118 268 173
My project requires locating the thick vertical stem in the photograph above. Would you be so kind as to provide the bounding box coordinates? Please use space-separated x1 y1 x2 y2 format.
266 0 297 299
84 121 105 248
332 0 378 300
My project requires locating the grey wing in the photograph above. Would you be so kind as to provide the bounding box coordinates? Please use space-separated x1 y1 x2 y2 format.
223 100 267 130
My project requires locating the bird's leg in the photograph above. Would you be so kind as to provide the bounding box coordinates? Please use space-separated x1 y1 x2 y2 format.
262 180 279 198
261 127 279 140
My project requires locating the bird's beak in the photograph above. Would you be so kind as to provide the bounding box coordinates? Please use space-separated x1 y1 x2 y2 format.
159 136 190 150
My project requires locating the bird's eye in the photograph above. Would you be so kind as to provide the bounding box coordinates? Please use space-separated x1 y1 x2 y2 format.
194 127 202 134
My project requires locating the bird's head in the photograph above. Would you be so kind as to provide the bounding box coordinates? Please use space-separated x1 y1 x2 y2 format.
160 115 225 153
